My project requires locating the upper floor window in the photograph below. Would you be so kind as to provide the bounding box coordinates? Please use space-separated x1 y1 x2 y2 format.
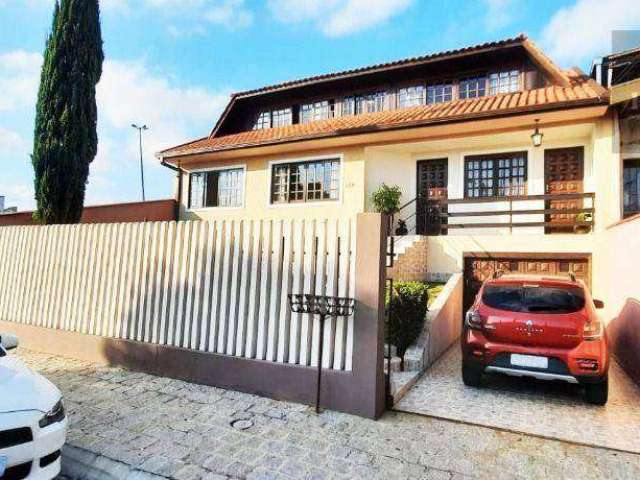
272 108 292 127
465 152 527 198
301 101 332 123
427 83 453 104
342 96 355 116
253 108 292 129
253 111 271 130
459 76 486 99
489 70 520 95
397 86 425 109
271 158 340 204
189 167 245 209
624 159 640 218
355 92 386 114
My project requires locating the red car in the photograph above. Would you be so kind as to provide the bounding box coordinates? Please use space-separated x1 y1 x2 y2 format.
461 273 609 405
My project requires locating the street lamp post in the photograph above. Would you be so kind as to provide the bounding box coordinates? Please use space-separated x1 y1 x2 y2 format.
131 124 149 202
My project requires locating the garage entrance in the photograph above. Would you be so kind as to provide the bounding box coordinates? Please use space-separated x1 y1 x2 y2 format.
463 253 591 312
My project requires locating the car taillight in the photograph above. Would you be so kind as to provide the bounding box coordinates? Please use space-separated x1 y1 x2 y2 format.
465 309 483 330
583 320 603 340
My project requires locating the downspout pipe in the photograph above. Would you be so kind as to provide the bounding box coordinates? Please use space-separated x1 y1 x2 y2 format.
160 159 183 221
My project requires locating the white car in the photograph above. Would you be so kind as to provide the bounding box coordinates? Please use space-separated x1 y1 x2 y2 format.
0 334 67 480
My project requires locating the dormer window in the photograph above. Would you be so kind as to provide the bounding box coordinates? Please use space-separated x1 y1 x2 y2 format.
355 92 386 114
301 101 332 123
253 108 292 130
253 111 271 130
427 83 453 104
489 70 520 95
459 76 486 99
397 85 425 109
272 108 292 127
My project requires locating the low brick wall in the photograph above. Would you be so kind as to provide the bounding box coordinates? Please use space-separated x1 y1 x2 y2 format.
0 199 176 226
387 237 429 282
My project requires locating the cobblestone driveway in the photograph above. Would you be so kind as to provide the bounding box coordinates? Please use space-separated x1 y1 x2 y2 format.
19 349 640 480
396 347 640 454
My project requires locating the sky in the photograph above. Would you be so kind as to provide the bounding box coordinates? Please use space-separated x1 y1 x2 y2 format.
1 0 639 211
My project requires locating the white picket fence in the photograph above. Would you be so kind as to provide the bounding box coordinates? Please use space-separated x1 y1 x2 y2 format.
0 219 356 371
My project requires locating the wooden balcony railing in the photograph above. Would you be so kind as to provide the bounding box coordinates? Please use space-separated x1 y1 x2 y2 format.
396 192 595 235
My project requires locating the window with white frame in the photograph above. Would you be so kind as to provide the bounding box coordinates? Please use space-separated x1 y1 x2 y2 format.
253 111 271 130
189 167 245 209
271 158 340 204
397 85 425 108
342 96 355 116
300 101 332 123
459 76 486 99
272 108 292 127
427 83 453 104
488 70 520 95
355 92 386 114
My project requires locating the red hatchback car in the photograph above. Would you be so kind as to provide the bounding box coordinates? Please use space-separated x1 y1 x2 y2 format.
461 273 609 405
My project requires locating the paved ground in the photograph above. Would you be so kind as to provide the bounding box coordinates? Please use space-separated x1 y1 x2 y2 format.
18 348 640 480
396 347 640 454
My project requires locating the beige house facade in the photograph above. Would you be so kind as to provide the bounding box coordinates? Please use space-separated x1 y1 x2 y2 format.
159 34 635 326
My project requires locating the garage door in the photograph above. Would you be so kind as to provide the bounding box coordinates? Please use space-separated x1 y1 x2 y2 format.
463 256 590 312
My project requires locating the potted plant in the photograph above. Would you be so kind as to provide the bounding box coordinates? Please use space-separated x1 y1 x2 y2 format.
574 212 593 234
370 184 402 215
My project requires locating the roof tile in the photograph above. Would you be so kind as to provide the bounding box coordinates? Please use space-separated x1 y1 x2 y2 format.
160 75 608 159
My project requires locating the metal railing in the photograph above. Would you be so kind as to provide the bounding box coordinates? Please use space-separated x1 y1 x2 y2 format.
395 192 595 236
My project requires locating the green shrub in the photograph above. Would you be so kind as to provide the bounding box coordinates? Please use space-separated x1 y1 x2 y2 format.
386 281 429 370
370 184 402 214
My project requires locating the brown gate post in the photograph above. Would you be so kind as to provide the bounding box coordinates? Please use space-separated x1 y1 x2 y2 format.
350 213 388 419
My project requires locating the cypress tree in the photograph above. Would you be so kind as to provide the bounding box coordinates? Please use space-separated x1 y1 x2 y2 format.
32 0 104 224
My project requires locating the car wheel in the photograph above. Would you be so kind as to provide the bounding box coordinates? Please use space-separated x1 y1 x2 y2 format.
585 378 608 405
462 363 483 387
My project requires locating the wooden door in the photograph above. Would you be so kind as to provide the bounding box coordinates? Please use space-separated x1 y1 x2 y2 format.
544 147 584 233
416 159 447 235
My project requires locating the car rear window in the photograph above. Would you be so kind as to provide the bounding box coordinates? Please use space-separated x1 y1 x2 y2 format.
482 284 586 313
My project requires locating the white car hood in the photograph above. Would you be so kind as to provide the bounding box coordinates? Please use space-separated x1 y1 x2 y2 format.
0 354 61 414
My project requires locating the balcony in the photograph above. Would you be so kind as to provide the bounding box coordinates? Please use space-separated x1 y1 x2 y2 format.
396 193 595 236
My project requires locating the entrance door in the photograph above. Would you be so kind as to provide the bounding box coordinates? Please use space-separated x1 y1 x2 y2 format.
416 159 448 235
544 147 584 233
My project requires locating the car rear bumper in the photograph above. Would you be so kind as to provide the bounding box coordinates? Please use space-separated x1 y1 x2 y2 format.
462 328 609 384
0 410 67 480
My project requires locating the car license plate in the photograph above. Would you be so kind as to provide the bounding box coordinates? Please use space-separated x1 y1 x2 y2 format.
511 354 548 369
0 455 6 476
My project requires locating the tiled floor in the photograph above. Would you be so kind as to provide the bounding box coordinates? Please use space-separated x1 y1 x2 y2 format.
395 346 640 454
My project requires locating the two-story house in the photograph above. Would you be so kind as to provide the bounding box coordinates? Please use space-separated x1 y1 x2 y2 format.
158 34 619 311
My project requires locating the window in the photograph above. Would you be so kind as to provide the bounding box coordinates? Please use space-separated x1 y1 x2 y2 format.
189 168 244 209
272 108 292 127
427 83 453 104
482 284 585 314
459 76 486 99
623 159 640 217
301 101 332 123
271 158 340 204
489 70 520 95
397 85 425 108
342 96 355 116
253 111 271 130
465 152 527 198
355 92 386 114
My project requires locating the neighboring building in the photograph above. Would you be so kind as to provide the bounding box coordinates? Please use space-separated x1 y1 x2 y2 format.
592 46 640 219
0 195 17 215
159 34 620 310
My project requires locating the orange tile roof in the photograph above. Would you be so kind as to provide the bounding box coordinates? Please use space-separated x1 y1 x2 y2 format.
159 71 608 160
